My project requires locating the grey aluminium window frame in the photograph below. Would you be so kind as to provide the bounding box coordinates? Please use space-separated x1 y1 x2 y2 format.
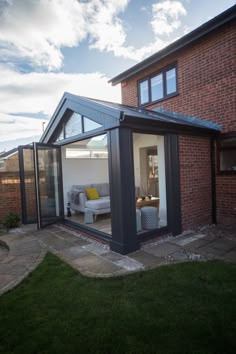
138 64 178 106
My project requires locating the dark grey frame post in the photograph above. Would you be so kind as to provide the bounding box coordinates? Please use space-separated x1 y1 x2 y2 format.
108 127 139 254
165 134 182 236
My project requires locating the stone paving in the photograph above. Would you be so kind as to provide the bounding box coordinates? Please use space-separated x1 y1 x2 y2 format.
0 224 236 295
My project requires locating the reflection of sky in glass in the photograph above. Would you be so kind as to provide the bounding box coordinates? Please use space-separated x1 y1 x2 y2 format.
140 80 149 104
65 113 82 138
88 134 107 147
84 117 102 132
151 74 163 101
166 68 177 95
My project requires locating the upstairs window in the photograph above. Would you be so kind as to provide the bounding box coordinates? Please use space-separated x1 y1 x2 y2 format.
218 133 236 173
138 65 177 106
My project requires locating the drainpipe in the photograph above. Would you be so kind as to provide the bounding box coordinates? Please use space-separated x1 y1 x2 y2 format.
211 137 217 224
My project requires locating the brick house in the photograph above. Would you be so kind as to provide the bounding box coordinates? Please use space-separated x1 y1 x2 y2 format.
0 148 22 225
0 148 19 172
110 4 236 230
18 5 235 254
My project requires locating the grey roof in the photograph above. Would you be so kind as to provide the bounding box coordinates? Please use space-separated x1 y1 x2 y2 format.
88 97 221 131
0 147 18 159
109 5 236 85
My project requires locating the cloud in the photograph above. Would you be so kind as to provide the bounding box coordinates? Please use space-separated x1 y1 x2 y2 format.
151 1 187 35
0 0 188 69
0 64 121 143
0 0 129 70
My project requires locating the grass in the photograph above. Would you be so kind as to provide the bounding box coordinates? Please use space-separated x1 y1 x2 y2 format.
0 253 236 354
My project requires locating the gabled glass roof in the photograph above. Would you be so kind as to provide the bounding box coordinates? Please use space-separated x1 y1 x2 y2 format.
41 92 221 144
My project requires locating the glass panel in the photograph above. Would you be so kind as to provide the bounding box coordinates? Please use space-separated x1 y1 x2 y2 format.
84 117 102 132
220 149 236 171
151 73 163 101
65 112 82 138
56 128 64 142
139 80 149 104
62 133 111 237
133 133 167 233
166 67 177 95
37 146 62 226
21 148 37 223
65 134 108 159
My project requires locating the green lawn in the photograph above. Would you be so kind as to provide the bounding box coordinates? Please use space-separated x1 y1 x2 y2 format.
0 253 236 354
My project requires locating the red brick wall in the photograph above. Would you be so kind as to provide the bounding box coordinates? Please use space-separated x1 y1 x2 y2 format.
121 20 236 229
216 175 236 225
179 136 212 230
121 21 236 132
0 172 22 224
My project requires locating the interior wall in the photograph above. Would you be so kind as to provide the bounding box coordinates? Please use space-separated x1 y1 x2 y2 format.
133 134 167 225
61 145 109 213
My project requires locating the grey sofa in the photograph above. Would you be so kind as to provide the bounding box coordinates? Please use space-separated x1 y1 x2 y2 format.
68 183 110 218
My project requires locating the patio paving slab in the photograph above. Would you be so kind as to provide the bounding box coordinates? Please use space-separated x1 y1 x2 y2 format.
73 253 123 276
207 239 236 252
145 242 181 257
128 250 165 267
54 231 88 243
82 243 109 256
1 254 39 264
221 249 236 262
102 251 126 262
0 274 17 288
59 246 90 260
196 246 226 258
0 263 30 275
114 257 144 271
183 238 213 250
1 223 236 294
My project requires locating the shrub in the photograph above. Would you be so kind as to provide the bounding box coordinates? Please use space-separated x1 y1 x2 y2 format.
2 212 20 229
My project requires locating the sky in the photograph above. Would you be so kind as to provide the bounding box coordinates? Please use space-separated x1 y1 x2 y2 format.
0 0 235 151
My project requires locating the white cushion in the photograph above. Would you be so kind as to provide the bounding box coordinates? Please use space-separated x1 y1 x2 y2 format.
85 197 110 210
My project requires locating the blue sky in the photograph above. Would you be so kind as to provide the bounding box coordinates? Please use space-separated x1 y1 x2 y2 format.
0 0 235 150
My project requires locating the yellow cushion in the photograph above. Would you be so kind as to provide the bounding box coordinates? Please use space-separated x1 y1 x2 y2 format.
85 188 99 200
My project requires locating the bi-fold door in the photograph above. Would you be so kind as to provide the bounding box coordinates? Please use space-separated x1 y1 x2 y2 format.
19 143 64 228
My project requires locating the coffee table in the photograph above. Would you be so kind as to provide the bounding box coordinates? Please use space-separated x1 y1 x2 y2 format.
136 197 159 209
